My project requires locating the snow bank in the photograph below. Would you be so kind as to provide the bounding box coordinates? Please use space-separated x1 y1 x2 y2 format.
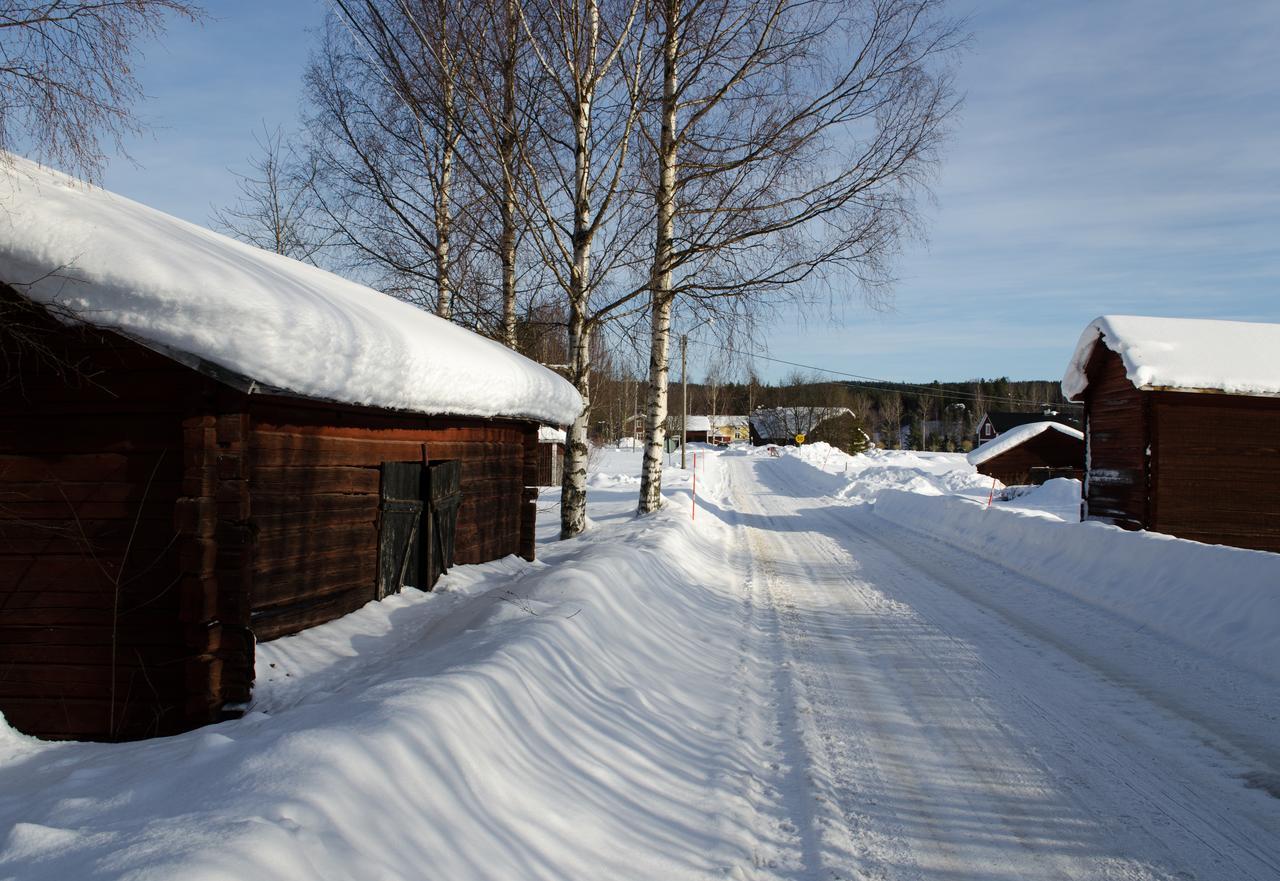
1063 314 1280 400
786 443 992 503
0 154 581 425
0 450 751 881
967 421 1083 467
874 490 1280 680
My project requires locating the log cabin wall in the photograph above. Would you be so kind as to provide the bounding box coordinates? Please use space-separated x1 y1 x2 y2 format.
0 311 230 740
974 431 1085 487
241 397 539 641
1150 392 1280 553
1082 347 1148 529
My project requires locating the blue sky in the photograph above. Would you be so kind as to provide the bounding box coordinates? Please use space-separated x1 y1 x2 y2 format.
103 0 1280 383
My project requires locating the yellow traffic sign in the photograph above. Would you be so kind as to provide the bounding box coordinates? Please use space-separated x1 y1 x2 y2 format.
795 433 806 445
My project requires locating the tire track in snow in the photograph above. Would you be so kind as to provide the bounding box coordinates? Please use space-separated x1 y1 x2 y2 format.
720 452 1279 880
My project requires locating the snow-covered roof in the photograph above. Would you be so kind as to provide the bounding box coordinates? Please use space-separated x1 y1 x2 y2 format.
0 155 581 425
538 426 567 444
685 416 711 432
1063 315 1280 401
750 407 853 439
710 415 748 428
967 421 1084 467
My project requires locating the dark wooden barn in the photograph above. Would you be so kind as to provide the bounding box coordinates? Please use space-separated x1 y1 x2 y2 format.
0 158 580 741
1063 315 1280 553
966 421 1084 486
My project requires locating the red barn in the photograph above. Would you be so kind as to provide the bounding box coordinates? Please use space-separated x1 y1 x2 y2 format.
966 421 1084 486
1063 315 1280 552
0 157 580 740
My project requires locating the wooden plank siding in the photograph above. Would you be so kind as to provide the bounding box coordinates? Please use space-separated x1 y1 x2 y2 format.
241 399 537 641
1 298 543 739
1081 347 1148 529
973 430 1084 487
1150 392 1280 553
0 317 224 740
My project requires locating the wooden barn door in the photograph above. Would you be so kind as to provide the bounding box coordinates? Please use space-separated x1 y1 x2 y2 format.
426 459 462 587
378 459 462 597
378 462 425 598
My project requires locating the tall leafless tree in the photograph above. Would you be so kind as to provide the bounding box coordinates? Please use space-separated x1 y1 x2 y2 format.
305 3 469 318
517 0 649 538
0 1 203 180
211 124 329 262
635 0 962 512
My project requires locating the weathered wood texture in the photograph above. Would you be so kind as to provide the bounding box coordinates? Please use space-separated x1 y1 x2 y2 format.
1150 392 1280 553
2 295 542 740
973 430 1085 487
241 398 537 641
0 314 228 740
1081 347 1148 529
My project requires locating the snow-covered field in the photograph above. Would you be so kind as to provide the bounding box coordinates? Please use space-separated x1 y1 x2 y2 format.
2 444 1277 880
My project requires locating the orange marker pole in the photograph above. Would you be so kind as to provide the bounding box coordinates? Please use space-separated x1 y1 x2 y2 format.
986 475 997 508
692 467 697 520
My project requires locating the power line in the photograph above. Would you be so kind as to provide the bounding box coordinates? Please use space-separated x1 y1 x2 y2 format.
681 337 1080 410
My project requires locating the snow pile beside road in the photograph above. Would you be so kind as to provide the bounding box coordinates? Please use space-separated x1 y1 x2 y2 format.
0 448 752 881
786 443 992 503
874 490 1280 681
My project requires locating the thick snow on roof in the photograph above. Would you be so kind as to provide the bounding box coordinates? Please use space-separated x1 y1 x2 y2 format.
710 414 748 427
967 421 1083 467
685 416 712 432
750 406 852 439
538 426 567 444
0 155 581 425
1063 315 1280 400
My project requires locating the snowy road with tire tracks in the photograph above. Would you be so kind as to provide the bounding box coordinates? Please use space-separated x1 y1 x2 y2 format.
719 452 1280 881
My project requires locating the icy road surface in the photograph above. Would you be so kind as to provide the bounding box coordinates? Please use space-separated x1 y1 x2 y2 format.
718 451 1279 880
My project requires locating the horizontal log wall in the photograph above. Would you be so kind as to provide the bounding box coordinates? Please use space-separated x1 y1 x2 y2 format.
975 431 1085 488
0 314 224 739
1151 393 1280 553
1082 347 1148 529
245 398 538 641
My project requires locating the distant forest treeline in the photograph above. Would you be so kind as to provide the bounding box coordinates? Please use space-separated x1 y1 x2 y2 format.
584 369 1079 453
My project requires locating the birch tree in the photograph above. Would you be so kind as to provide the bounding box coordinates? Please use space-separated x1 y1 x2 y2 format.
305 3 469 317
635 0 961 512
517 0 648 538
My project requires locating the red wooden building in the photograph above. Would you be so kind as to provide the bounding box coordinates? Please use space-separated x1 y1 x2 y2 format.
966 421 1084 486
1063 315 1280 553
0 157 580 740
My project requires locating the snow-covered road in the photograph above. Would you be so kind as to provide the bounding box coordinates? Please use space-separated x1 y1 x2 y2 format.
719 451 1280 880
2 446 1276 880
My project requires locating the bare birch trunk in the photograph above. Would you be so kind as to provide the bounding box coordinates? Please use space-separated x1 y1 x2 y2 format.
637 0 680 514
499 0 519 348
559 63 596 538
435 66 456 320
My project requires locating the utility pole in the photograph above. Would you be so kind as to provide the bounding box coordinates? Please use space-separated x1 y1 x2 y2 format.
681 332 688 470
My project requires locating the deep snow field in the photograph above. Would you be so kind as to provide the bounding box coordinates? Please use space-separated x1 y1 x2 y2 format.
1 443 1276 880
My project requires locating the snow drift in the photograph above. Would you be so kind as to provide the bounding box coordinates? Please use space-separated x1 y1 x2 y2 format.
874 489 1280 681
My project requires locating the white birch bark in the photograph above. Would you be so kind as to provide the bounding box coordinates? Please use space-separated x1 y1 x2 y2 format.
637 0 680 514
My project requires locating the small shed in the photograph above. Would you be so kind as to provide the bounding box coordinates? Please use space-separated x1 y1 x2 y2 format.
1063 315 1280 552
0 156 580 740
684 415 711 443
536 426 567 486
975 410 1079 446
966 421 1084 486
